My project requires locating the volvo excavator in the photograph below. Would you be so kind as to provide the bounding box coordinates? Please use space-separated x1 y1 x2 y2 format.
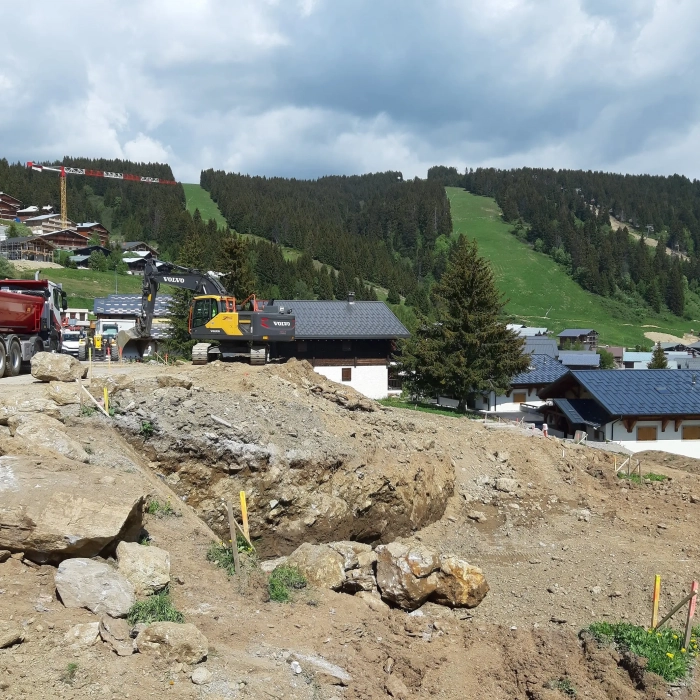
117 259 295 365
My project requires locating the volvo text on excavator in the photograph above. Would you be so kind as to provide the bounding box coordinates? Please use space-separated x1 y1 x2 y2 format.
118 259 295 365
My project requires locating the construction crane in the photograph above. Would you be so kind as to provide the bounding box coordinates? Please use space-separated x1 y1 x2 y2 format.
26 161 178 229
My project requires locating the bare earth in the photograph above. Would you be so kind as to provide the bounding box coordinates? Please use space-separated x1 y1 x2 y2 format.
644 331 699 344
3 361 700 699
8 260 64 270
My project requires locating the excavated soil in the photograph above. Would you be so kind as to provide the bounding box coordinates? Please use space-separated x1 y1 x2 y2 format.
3 360 700 698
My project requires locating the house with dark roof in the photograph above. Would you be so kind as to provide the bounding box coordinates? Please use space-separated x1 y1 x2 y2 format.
0 236 55 262
557 328 598 350
0 192 21 219
558 350 601 369
120 241 158 256
524 337 559 358
472 354 569 422
539 370 700 457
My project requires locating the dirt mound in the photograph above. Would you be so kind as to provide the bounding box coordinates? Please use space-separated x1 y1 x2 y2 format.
114 360 454 554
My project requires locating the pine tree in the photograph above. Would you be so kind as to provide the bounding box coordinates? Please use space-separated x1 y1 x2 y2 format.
387 287 400 304
648 342 668 369
219 234 255 300
396 237 529 410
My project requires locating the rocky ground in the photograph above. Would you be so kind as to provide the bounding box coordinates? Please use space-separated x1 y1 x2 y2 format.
2 356 700 699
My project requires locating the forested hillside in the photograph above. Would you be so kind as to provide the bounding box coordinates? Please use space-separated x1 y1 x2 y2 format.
428 166 700 320
200 169 452 298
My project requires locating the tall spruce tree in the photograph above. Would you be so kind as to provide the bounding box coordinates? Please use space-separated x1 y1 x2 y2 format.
397 236 529 410
219 233 255 300
648 342 668 369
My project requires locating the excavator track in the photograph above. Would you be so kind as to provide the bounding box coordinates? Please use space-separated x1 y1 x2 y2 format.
191 343 211 365
249 346 267 365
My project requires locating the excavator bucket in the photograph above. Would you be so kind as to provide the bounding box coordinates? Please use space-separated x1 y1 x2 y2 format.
117 329 157 361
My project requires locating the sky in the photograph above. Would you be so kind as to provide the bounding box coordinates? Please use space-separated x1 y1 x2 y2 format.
1 0 700 183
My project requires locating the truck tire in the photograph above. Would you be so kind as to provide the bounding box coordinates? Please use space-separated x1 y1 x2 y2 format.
0 343 6 378
5 338 21 377
78 344 86 361
111 344 119 362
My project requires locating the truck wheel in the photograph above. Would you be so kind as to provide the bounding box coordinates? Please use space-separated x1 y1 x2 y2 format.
5 339 21 377
78 345 86 361
111 345 119 362
0 343 6 378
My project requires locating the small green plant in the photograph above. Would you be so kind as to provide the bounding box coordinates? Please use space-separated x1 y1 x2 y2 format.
617 472 668 485
140 421 155 438
546 678 576 696
145 498 175 517
127 587 184 625
80 405 95 417
206 537 254 577
139 535 151 546
62 662 79 684
587 621 697 682
84 445 93 455
268 565 307 603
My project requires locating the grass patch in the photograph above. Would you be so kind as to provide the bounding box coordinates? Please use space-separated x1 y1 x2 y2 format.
546 678 576 696
378 396 467 418
447 188 700 347
268 565 307 603
206 538 255 577
182 183 229 229
80 405 96 417
126 587 184 625
145 497 175 517
587 621 698 682
617 472 668 485
140 421 154 438
61 662 79 684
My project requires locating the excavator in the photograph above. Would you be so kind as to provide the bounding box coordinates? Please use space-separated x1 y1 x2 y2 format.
118 259 295 365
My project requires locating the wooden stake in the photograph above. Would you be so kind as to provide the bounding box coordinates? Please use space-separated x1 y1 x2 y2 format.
103 387 109 415
76 378 83 409
684 580 698 649
79 385 110 417
651 574 661 629
240 491 250 542
226 502 240 574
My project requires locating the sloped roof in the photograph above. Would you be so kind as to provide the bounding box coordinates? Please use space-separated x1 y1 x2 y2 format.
559 350 600 367
518 327 548 337
524 337 559 358
0 236 55 248
511 354 568 386
552 398 611 427
276 300 409 340
93 294 173 317
557 328 596 337
623 351 653 363
542 369 700 416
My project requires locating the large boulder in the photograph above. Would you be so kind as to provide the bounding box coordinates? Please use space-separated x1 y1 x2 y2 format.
88 374 136 399
116 541 170 596
8 413 89 462
55 558 136 617
0 397 61 425
46 382 81 406
285 543 345 590
31 352 87 382
375 542 489 611
0 454 144 564
157 375 193 390
135 622 208 664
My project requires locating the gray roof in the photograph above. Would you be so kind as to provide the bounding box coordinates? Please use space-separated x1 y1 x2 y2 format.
559 350 600 367
623 351 653 363
120 241 155 250
660 342 688 350
93 294 173 317
276 300 409 340
511 354 568 386
544 369 700 416
552 398 610 427
518 327 548 337
0 236 56 247
557 329 596 337
524 337 559 358
681 359 700 370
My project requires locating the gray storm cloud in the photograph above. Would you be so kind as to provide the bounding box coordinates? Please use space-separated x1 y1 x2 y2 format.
0 0 699 182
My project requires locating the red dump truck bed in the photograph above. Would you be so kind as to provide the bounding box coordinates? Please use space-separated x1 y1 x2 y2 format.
0 289 45 334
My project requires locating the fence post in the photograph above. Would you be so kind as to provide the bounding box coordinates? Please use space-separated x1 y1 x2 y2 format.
226 502 240 574
684 580 698 649
651 574 661 629
240 491 250 543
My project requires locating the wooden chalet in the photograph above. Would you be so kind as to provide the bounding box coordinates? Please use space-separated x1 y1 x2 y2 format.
0 192 21 219
0 236 55 262
77 222 110 247
35 229 89 251
120 241 158 256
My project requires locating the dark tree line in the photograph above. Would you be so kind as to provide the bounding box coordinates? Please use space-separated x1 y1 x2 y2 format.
428 166 695 318
200 169 452 297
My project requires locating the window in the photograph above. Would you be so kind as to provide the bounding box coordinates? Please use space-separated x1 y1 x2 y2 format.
341 368 352 382
682 426 700 440
637 426 658 441
512 391 527 404
191 299 213 329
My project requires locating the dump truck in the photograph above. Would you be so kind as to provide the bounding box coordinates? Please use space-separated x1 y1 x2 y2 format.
0 277 67 377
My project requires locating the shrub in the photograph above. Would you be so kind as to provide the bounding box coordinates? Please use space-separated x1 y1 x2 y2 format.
140 421 155 438
127 587 184 625
206 538 255 577
145 498 175 517
62 662 79 684
268 566 307 603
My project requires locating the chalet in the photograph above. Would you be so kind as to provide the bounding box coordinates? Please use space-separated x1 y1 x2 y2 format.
606 346 624 368
15 205 39 221
35 229 89 251
77 222 110 247
524 336 559 358
0 236 54 262
557 328 598 350
120 241 158 256
540 370 700 458
23 213 74 233
62 308 90 328
558 350 600 369
0 192 21 219
73 245 112 257
623 351 652 369
507 324 549 337
472 354 568 422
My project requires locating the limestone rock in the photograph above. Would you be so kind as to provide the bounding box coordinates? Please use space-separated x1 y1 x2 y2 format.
0 625 24 649
64 622 100 647
8 414 89 462
191 667 212 685
0 454 144 564
0 397 61 425
99 615 134 656
432 556 489 608
135 622 208 664
343 566 377 593
88 374 136 399
31 352 87 382
55 559 135 617
328 541 372 570
0 550 10 563
355 590 390 613
494 477 519 493
157 375 193 390
116 541 170 595
288 652 351 686
285 543 345 590
385 674 410 699
375 542 440 611
46 382 81 406
259 556 288 574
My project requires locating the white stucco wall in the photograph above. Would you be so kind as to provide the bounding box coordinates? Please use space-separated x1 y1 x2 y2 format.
473 387 543 420
606 419 700 459
313 365 389 400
